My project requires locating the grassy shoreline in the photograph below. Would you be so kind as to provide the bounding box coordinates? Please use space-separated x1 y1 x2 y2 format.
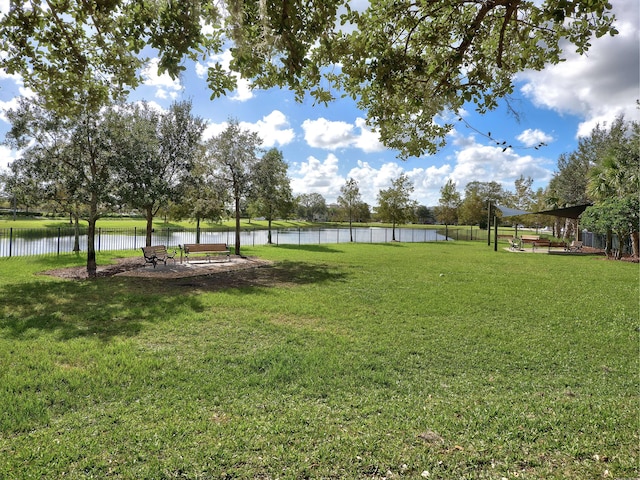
0 242 637 478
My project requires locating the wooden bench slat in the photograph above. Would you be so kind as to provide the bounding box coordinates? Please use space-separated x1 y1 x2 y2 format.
182 243 230 262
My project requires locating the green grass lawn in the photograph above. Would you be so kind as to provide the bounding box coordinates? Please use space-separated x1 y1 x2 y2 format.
0 242 637 479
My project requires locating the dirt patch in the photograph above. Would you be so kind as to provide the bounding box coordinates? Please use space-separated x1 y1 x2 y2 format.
40 256 274 281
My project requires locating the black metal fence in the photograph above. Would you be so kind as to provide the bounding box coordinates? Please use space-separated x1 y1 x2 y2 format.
0 225 621 258
0 225 458 258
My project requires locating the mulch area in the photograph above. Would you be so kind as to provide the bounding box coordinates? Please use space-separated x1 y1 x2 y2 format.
41 256 275 281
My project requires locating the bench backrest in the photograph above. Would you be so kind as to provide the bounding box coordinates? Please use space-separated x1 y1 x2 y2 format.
521 235 540 241
142 245 167 255
184 243 228 253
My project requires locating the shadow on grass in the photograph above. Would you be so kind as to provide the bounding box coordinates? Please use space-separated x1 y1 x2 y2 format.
0 261 347 341
170 260 348 292
273 244 343 253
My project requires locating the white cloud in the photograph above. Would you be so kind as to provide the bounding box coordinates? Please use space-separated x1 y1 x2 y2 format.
142 58 183 100
202 120 228 141
516 128 554 148
290 132 555 206
290 153 345 202
0 96 20 123
345 160 404 204
517 0 640 137
353 118 385 153
0 144 18 173
302 118 356 150
448 136 553 194
240 110 295 147
302 116 386 153
405 164 454 206
203 110 295 147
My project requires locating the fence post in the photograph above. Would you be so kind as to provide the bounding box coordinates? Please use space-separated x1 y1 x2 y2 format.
57 227 61 255
9 228 12 257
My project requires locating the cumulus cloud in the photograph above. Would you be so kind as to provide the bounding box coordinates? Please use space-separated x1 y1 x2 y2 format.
345 160 405 204
0 144 18 173
302 117 386 152
353 118 385 152
302 118 356 150
195 49 253 102
290 153 345 202
448 136 553 193
516 128 554 148
240 110 295 147
291 131 555 206
0 96 20 123
142 58 183 100
517 0 639 137
202 110 295 147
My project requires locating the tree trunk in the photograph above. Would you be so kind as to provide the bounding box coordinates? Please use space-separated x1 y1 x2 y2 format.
349 210 353 242
605 229 613 257
73 213 80 252
86 197 98 278
267 218 272 244
631 231 639 258
196 217 201 244
234 195 241 255
145 206 153 247
392 221 396 241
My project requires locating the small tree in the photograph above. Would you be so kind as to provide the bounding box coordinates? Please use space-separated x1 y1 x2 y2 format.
337 178 362 242
434 179 462 234
113 101 205 246
205 119 262 256
250 148 294 244
376 174 417 241
5 97 120 277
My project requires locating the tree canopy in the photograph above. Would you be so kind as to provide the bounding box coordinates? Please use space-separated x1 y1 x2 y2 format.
376 173 417 241
227 0 617 157
249 148 294 244
0 0 618 156
0 0 225 116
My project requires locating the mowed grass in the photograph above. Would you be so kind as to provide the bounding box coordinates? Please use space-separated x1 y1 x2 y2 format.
0 242 637 479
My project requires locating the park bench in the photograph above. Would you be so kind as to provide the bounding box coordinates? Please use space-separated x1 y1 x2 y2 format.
532 239 551 252
549 241 567 250
520 235 540 246
142 245 176 268
181 243 230 263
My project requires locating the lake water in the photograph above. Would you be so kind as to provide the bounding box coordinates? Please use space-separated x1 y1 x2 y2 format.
0 226 450 258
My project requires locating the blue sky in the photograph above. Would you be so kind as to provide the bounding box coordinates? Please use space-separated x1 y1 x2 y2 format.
0 0 638 207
